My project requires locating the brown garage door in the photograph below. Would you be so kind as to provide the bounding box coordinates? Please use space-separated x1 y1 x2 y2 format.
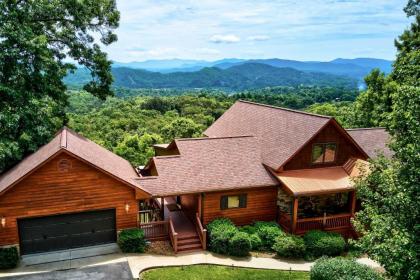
18 209 116 255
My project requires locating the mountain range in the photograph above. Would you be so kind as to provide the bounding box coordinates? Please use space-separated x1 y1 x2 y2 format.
112 57 392 79
65 57 392 91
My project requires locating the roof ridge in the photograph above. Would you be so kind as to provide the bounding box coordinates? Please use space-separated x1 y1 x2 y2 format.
237 100 332 119
176 135 255 142
60 127 68 148
346 127 386 131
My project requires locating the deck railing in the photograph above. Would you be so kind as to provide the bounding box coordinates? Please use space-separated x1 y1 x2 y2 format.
194 212 207 250
296 213 351 234
278 212 352 234
278 212 291 231
168 218 178 253
138 220 169 241
138 210 153 224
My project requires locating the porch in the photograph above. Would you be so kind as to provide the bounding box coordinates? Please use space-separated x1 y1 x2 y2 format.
276 166 358 236
136 196 206 253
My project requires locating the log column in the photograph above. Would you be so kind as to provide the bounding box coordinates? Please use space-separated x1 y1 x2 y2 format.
349 191 357 217
291 197 299 234
160 197 165 220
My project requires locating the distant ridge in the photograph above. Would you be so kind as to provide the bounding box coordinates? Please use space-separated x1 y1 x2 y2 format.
109 57 392 79
65 62 357 90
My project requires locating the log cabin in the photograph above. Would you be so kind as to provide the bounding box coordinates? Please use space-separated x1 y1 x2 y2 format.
0 100 391 255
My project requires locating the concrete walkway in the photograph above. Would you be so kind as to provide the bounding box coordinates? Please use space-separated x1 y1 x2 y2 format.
0 251 382 279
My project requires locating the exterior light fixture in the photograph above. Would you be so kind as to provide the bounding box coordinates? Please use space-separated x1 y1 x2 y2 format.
0 217 5 228
125 203 130 213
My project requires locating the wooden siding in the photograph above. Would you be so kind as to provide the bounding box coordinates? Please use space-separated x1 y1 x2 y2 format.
283 122 366 171
180 194 199 221
0 152 138 247
202 187 277 226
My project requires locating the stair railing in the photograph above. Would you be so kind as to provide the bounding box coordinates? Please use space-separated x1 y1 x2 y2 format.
195 212 207 250
168 217 178 253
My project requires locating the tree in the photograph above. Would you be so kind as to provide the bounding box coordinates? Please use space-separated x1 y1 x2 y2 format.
352 69 397 127
0 0 120 172
353 2 420 279
114 133 163 167
161 117 203 141
306 102 356 128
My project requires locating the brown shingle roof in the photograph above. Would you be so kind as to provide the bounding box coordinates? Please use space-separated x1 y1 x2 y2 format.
136 136 278 196
204 100 332 169
276 159 369 196
346 128 392 158
0 127 146 196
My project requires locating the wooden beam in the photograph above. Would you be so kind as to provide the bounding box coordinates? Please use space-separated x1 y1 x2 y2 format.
292 198 298 234
350 191 357 217
198 194 202 219
160 197 165 220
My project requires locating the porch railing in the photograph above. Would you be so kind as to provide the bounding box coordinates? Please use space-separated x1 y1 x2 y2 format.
278 212 352 234
138 220 169 241
168 218 178 253
139 210 153 224
296 213 351 234
194 212 207 250
278 212 291 232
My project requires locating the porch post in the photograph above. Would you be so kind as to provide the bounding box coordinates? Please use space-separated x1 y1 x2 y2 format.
198 194 202 219
350 191 356 217
160 197 165 220
292 197 298 234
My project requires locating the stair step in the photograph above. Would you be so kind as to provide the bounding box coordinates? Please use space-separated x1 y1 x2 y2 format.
178 234 199 240
178 238 201 246
177 243 203 252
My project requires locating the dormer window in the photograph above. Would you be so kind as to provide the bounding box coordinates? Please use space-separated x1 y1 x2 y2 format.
312 143 337 164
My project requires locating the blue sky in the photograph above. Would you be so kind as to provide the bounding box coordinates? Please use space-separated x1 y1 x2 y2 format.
106 0 410 62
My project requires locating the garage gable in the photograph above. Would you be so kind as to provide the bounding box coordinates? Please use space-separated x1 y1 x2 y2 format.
0 127 150 198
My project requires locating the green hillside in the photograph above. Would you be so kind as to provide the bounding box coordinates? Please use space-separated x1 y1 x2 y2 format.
65 62 358 90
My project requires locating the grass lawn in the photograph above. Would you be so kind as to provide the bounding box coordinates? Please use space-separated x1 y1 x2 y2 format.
140 264 309 280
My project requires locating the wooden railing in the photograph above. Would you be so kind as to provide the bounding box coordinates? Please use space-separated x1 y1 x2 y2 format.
139 210 153 224
168 218 178 253
138 220 169 241
194 212 207 250
296 213 351 234
278 212 352 234
278 212 291 232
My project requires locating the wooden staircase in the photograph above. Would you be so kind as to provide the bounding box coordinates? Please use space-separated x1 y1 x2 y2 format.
177 233 203 252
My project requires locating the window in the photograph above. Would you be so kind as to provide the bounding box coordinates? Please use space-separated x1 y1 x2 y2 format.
312 143 337 163
220 194 247 210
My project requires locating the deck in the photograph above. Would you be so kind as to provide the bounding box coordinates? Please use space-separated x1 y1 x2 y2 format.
278 212 354 236
163 197 197 237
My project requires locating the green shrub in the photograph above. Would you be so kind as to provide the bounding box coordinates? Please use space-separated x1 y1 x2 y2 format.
207 218 235 235
304 230 345 258
118 228 147 253
239 225 257 235
228 232 252 257
254 221 284 250
272 235 306 258
310 257 384 280
0 247 19 269
207 218 238 255
248 233 262 250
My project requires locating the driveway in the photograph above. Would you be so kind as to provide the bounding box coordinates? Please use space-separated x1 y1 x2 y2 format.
2 262 133 280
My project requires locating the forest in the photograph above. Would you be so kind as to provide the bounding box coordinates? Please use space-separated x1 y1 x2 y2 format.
67 83 367 167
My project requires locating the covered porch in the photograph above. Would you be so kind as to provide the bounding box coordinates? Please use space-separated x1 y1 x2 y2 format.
276 165 360 236
136 195 206 253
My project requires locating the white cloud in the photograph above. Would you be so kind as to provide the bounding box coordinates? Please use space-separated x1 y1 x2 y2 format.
209 34 241 44
108 0 409 61
247 35 270 41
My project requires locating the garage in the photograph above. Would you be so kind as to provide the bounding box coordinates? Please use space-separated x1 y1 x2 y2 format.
18 209 116 255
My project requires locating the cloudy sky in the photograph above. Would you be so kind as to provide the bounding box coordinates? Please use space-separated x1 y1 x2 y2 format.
105 0 410 62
